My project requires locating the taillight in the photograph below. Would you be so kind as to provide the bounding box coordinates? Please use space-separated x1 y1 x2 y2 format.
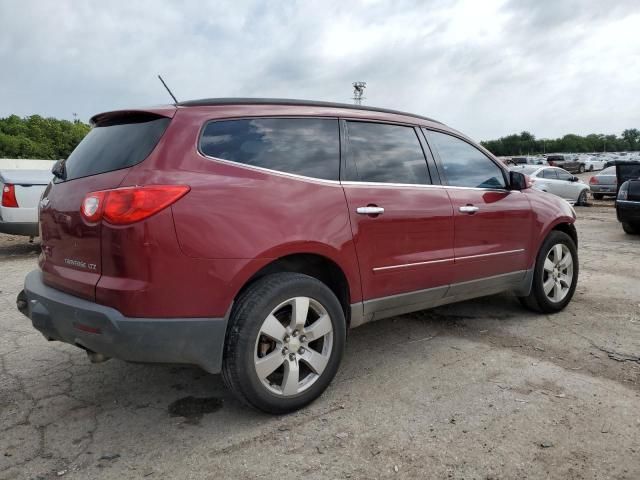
589 177 598 185
80 185 190 225
2 184 18 207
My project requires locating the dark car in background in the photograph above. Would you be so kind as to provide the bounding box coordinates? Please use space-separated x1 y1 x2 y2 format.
615 161 640 234
546 154 585 174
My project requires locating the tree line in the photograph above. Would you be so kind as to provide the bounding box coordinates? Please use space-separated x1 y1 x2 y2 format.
1 114 639 160
0 115 90 160
481 129 640 157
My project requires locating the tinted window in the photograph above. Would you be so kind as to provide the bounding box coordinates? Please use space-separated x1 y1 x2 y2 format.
62 115 170 181
200 118 339 180
344 122 429 184
542 169 558 179
600 166 616 175
426 131 506 189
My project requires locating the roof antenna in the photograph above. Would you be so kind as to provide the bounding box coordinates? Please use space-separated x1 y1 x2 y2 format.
157 74 179 105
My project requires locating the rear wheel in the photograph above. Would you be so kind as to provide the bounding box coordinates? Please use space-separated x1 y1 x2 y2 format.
592 193 603 200
222 272 346 414
622 222 640 235
519 231 578 313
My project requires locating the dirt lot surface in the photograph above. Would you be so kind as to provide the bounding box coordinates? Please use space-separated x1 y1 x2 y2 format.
1 193 639 479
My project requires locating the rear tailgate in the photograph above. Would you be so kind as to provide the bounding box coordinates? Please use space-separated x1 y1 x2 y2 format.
39 109 174 300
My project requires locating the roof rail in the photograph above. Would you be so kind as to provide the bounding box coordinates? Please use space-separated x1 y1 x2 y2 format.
177 98 442 124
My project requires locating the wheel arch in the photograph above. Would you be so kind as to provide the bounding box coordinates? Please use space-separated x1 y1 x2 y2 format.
233 253 353 327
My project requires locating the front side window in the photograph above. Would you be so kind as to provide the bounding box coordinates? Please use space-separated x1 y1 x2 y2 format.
200 118 339 180
425 130 506 189
542 169 558 179
343 122 430 184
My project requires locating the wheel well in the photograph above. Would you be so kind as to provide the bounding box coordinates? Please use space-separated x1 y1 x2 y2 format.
552 222 578 247
238 254 351 325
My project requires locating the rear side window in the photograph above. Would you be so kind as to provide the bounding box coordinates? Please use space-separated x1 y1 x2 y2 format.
200 118 339 180
426 130 506 189
343 122 430 184
62 115 170 182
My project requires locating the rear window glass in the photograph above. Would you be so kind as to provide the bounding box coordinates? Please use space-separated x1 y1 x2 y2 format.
200 118 339 181
61 115 170 182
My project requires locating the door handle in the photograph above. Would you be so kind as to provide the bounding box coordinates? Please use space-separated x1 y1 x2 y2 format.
459 205 479 214
356 206 385 215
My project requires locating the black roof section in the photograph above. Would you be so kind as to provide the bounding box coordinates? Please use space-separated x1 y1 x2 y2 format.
177 98 443 124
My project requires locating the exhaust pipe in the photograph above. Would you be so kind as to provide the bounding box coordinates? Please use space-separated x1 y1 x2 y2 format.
86 351 111 364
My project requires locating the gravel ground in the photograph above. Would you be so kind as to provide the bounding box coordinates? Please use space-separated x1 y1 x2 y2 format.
1 188 639 479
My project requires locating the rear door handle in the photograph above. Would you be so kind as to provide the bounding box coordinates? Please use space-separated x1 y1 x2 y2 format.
356 206 385 215
459 205 479 214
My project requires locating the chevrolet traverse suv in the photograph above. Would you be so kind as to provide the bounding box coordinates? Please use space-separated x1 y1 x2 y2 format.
18 99 579 413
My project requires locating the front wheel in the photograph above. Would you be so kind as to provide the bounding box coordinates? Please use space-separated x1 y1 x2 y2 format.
578 164 586 173
519 231 579 313
222 272 346 414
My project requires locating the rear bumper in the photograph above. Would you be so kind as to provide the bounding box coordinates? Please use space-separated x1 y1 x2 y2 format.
0 220 39 236
19 270 228 373
589 185 617 195
616 200 640 224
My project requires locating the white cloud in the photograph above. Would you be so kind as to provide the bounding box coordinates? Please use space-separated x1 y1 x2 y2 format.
0 0 638 141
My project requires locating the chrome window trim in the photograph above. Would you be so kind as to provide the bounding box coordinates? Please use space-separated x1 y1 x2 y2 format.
340 180 510 193
196 152 342 186
372 249 525 273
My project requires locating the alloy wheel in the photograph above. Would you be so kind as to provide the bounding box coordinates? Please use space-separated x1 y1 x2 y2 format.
542 244 574 302
254 297 334 396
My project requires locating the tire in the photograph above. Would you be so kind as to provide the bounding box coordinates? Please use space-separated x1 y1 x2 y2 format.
576 190 588 206
592 193 603 200
578 164 585 173
622 222 640 235
518 231 579 314
222 272 346 414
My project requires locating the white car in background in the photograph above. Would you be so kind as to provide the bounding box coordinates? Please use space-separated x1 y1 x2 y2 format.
0 169 52 237
510 165 590 206
581 156 606 171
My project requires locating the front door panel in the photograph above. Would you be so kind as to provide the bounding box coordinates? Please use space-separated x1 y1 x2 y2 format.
343 184 455 301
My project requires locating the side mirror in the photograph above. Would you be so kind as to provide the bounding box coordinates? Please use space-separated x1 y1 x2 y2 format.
509 171 529 191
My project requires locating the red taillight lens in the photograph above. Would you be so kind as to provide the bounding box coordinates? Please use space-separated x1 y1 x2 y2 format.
80 185 190 225
589 176 598 185
2 184 18 207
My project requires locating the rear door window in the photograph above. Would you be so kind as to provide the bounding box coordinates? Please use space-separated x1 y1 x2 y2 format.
61 114 170 182
200 118 339 180
425 130 506 189
343 121 430 184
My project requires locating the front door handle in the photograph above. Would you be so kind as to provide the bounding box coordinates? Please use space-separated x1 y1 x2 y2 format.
459 205 479 214
356 206 385 215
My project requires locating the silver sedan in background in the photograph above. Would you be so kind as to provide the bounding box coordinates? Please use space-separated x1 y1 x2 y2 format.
510 165 590 205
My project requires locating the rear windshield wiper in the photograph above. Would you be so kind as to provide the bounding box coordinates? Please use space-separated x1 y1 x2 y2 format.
52 159 67 181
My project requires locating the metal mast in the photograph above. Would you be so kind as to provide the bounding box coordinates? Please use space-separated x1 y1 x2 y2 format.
352 82 367 105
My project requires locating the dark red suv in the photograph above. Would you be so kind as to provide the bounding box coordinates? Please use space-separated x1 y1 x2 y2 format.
18 99 579 413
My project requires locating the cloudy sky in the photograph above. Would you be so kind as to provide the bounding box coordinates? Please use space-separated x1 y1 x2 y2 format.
0 0 638 140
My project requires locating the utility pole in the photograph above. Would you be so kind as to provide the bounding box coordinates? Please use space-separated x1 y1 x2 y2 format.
352 82 366 105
